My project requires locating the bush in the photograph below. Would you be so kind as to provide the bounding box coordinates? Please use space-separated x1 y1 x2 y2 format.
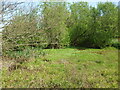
3 47 45 59
112 42 120 49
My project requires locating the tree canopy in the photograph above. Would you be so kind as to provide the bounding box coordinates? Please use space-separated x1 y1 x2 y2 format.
2 2 118 52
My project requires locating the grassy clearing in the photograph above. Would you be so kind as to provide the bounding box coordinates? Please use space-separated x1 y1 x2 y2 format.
1 47 118 88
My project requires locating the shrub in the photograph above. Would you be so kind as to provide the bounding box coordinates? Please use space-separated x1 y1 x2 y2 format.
112 42 120 49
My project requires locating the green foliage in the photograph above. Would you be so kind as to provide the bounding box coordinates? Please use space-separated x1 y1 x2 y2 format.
2 2 118 52
69 2 91 46
111 38 120 49
40 2 70 48
69 2 118 48
89 2 118 48
112 42 120 49
4 47 43 59
2 9 48 52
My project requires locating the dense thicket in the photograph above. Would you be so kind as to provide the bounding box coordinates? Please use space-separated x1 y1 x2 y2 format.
2 2 118 52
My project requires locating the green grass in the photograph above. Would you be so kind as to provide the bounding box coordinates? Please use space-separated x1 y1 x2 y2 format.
1 47 118 88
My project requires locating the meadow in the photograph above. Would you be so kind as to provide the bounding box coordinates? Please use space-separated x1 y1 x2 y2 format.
1 1 119 88
1 46 118 88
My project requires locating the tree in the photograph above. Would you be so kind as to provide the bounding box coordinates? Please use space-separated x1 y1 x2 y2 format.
0 0 24 27
2 5 48 51
69 2 118 48
69 2 91 46
89 2 118 48
40 2 69 48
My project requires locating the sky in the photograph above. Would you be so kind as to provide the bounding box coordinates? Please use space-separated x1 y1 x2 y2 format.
0 0 119 2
